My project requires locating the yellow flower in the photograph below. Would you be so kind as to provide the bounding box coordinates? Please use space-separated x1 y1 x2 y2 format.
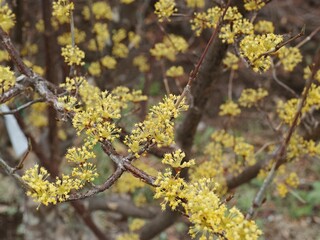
166 66 184 77
150 34 188 61
154 0 177 22
244 0 265 11
61 45 85 66
0 3 15 32
58 28 86 46
112 43 129 58
112 28 127 43
276 98 298 125
219 100 241 117
82 1 112 21
223 52 239 70
0 66 15 93
52 0 74 24
133 55 150 72
162 150 195 168
238 88 268 107
285 172 299 188
277 47 302 72
254 20 274 33
277 183 288 198
101 55 117 69
240 33 283 72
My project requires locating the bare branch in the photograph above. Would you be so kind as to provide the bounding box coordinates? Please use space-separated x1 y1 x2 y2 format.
67 167 125 201
0 98 44 115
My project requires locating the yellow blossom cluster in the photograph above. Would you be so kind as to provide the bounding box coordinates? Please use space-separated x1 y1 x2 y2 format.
112 43 129 58
22 165 83 206
192 6 253 40
88 23 110 52
112 28 129 58
150 34 188 61
101 55 117 69
186 0 205 8
254 20 275 34
286 133 320 160
191 7 221 36
154 0 177 22
219 100 241 117
223 52 239 70
82 1 113 21
23 77 148 206
52 0 74 24
238 88 268 107
277 47 302 72
133 55 150 73
162 150 195 169
303 66 320 82
128 31 141 49
240 33 283 72
71 162 99 183
0 66 15 93
155 164 262 240
219 7 253 44
129 218 145 232
58 28 86 46
166 65 184 77
71 88 145 142
275 168 300 198
243 0 266 11
276 98 298 125
61 44 85 66
59 78 147 142
277 84 320 125
0 2 15 32
203 130 256 176
88 62 101 76
125 94 188 156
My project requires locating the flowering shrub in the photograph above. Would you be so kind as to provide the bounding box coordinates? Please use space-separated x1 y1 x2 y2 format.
0 0 319 239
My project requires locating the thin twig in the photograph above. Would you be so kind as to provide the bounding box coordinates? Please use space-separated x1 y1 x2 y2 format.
13 139 32 172
175 0 231 109
253 26 305 63
246 51 320 219
0 98 44 115
271 60 299 98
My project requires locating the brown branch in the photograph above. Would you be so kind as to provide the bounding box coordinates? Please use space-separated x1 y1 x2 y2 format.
88 196 158 219
67 167 125 201
123 161 157 187
0 75 31 103
71 201 109 240
0 27 33 77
